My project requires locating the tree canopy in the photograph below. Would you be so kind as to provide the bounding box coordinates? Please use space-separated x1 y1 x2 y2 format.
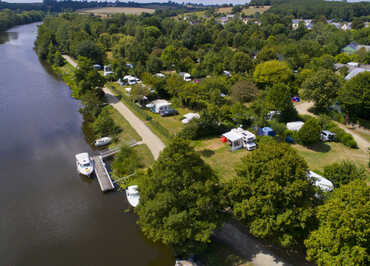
305 180 370 266
226 140 317 247
135 138 224 255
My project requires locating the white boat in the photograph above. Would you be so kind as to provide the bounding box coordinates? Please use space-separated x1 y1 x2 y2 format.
94 137 112 147
75 153 94 176
126 185 140 207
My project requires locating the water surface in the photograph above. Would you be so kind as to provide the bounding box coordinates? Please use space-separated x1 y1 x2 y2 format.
0 23 173 266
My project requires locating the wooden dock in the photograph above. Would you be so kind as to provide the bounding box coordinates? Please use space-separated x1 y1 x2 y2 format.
91 142 141 192
92 155 115 192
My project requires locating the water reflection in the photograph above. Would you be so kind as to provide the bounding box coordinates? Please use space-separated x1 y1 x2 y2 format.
0 31 18 44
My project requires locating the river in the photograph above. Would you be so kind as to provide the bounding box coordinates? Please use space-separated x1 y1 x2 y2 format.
0 23 173 266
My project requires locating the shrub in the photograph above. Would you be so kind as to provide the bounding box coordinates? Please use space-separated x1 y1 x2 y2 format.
298 118 321 146
323 160 367 188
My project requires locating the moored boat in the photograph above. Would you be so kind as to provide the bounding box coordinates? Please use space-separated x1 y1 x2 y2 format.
75 152 94 176
94 137 112 147
126 185 140 207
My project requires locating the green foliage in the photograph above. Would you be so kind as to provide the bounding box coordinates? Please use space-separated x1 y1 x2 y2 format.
338 71 370 120
92 108 120 137
266 83 298 122
0 9 44 32
54 51 65 67
253 60 292 87
231 80 258 103
298 117 321 146
136 138 224 255
112 145 142 178
323 160 367 188
226 141 316 247
75 40 104 64
305 180 370 266
230 52 253 74
302 69 341 111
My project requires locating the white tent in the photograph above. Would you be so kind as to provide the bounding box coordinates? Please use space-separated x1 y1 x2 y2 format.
286 121 304 131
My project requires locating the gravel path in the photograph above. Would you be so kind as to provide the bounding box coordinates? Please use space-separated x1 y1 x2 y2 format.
295 101 369 152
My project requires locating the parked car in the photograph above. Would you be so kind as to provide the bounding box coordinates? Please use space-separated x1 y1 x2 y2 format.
321 130 335 142
160 109 178 117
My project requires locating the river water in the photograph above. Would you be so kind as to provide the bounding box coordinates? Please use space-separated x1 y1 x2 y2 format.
0 23 173 266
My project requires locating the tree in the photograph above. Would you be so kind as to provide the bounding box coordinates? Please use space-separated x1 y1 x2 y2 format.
298 117 321 146
231 80 259 103
305 180 370 266
161 45 180 69
302 69 341 111
112 145 141 178
323 160 367 188
266 83 298 122
54 50 65 66
135 138 224 255
230 52 253 74
92 108 119 137
75 40 104 64
253 60 292 87
146 55 163 73
338 71 370 120
226 141 316 247
351 18 364 30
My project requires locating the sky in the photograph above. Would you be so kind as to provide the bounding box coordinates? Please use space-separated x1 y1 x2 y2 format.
3 0 252 4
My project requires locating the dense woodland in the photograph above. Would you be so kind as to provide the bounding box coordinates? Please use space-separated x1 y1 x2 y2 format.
0 9 44 32
33 2 370 265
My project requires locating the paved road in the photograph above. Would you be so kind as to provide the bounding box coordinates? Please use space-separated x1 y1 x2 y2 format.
62 55 165 159
295 101 369 152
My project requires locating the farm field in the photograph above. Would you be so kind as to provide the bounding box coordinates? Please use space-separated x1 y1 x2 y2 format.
218 6 271 15
78 7 155 16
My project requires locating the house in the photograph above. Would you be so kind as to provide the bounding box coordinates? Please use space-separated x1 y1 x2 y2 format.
146 99 171 114
222 127 256 151
292 19 313 30
103 65 113 76
181 113 200 124
307 171 334 192
342 42 370 54
286 121 304 131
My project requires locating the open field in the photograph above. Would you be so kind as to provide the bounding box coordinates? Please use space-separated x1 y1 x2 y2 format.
218 6 271 15
78 7 155 16
293 142 369 172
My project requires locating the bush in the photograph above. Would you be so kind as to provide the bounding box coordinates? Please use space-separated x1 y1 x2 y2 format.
323 160 367 188
298 118 321 146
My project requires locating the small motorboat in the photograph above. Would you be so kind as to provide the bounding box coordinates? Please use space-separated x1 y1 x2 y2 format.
75 152 94 176
94 137 112 147
126 185 140 207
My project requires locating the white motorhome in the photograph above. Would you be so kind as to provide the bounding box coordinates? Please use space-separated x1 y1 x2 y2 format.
222 127 256 151
321 130 335 142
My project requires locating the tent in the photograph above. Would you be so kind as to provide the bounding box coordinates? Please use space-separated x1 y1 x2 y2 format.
262 127 276 136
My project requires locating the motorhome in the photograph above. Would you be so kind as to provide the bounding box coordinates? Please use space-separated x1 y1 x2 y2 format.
222 127 256 151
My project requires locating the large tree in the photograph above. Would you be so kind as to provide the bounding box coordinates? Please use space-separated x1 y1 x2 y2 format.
302 69 341 111
305 180 370 266
266 83 298 122
136 138 224 255
338 71 370 120
298 117 322 146
226 141 317 247
230 52 253 74
231 80 259 103
253 60 292 87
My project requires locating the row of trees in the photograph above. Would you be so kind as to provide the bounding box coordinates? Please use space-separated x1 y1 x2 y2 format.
135 137 369 265
0 9 44 32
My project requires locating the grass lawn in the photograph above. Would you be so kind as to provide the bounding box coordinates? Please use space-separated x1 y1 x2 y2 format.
293 142 369 172
132 144 154 168
194 138 251 180
355 130 370 143
107 105 142 145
